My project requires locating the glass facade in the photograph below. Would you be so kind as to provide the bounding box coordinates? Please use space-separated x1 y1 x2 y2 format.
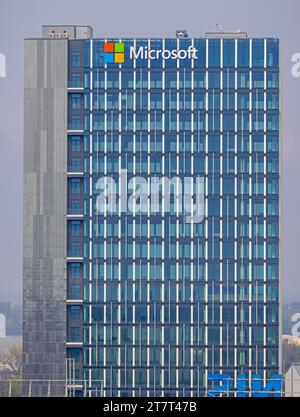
66 36 280 396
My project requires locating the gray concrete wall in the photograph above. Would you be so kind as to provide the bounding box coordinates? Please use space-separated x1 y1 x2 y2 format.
23 39 67 394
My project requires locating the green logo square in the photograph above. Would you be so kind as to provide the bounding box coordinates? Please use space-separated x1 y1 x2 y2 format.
114 42 124 53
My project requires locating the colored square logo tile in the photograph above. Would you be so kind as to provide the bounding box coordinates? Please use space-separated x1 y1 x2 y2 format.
114 53 124 63
114 42 124 53
104 42 114 53
104 53 114 63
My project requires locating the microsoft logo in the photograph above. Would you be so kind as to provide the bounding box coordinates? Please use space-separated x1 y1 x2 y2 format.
104 42 125 63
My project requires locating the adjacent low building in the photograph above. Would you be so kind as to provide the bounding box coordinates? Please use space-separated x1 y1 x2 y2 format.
282 334 300 345
285 364 300 397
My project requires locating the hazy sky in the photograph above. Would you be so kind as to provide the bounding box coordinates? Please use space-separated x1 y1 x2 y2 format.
0 0 299 302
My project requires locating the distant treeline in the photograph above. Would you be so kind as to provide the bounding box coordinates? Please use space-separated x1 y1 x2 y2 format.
0 303 22 336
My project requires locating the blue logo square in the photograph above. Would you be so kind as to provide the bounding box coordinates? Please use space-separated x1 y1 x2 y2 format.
104 53 114 63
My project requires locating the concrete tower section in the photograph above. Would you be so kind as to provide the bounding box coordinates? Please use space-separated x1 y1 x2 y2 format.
23 25 92 396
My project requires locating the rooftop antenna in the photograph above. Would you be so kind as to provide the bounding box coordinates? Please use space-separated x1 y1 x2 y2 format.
176 29 189 38
216 23 223 33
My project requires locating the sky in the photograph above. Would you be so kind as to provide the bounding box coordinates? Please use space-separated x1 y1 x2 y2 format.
0 0 299 303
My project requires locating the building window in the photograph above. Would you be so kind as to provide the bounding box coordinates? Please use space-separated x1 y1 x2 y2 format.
71 52 81 68
69 326 81 342
69 306 81 320
69 136 81 152
68 242 81 257
67 348 82 360
68 284 81 299
69 115 82 130
68 178 81 194
69 220 81 237
252 39 265 67
69 263 82 279
68 157 82 172
68 199 81 215
70 94 82 110
70 73 82 88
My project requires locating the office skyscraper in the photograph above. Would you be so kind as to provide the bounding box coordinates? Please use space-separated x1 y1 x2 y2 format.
23 26 280 397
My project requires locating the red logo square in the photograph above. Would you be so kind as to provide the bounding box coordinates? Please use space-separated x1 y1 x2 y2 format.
104 43 114 53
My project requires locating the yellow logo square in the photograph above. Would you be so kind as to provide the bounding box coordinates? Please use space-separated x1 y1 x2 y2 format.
114 53 124 63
